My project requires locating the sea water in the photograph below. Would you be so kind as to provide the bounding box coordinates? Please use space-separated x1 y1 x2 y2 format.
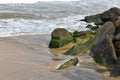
0 0 120 36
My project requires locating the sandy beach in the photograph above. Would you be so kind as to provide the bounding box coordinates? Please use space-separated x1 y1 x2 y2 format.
0 34 105 80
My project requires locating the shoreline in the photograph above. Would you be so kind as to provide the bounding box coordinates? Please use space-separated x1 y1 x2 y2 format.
0 33 106 80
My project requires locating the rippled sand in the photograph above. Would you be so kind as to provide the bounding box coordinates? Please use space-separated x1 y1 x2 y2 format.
0 34 105 80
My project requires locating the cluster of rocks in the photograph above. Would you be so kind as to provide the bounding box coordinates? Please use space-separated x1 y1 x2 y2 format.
85 7 120 77
49 7 120 76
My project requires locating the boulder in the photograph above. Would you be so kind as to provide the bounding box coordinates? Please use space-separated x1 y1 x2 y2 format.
111 65 120 77
49 28 73 48
110 58 120 77
85 14 103 25
91 21 117 67
113 17 120 27
113 17 120 35
92 35 117 67
101 7 120 22
94 21 115 44
55 57 79 70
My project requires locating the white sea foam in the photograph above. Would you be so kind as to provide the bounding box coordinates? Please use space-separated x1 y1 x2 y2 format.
0 15 89 36
0 0 120 36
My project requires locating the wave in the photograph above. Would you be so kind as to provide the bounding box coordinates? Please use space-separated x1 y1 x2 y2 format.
0 0 120 36
0 15 89 37
0 12 40 19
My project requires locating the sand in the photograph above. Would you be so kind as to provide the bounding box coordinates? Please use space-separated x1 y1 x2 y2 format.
0 34 105 80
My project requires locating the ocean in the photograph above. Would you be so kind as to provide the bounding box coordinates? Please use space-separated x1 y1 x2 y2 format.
0 0 120 36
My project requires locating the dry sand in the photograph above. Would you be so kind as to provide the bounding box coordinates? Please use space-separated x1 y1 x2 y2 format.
0 34 105 80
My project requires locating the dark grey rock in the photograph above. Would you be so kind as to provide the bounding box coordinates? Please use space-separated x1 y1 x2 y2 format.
101 7 120 22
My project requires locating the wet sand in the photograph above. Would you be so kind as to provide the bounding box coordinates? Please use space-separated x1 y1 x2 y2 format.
0 34 105 80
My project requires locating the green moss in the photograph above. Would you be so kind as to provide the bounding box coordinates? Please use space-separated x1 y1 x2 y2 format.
86 24 99 31
64 34 94 56
94 53 107 66
49 28 73 48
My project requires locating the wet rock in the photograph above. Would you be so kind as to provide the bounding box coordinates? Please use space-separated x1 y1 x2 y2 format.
113 17 120 35
64 34 94 56
49 28 73 48
113 17 120 28
92 35 117 67
91 22 117 67
73 31 86 37
111 65 120 77
115 33 120 40
73 30 94 38
101 7 120 22
85 14 103 25
86 24 99 31
55 57 79 70
94 21 115 44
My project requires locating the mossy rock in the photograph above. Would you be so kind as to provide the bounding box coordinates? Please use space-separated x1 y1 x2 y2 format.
64 34 94 56
92 35 117 67
49 28 73 48
85 14 103 25
56 58 79 70
86 24 99 31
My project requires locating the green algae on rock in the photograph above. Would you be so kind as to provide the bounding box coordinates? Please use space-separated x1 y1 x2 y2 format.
55 58 79 70
85 14 103 25
86 24 99 31
64 34 94 56
49 28 73 48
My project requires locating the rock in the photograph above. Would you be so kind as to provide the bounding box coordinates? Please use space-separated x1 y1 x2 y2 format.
94 21 115 44
111 65 120 77
55 57 79 70
86 24 99 31
92 35 117 67
73 30 94 38
64 34 94 56
101 7 120 22
115 33 120 40
112 40 120 57
113 17 120 27
49 28 73 48
73 31 86 37
92 21 117 67
85 14 103 25
113 17 120 35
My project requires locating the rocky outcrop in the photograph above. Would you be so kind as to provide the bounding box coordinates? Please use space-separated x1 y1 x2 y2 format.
94 21 115 44
49 28 73 48
91 21 117 67
84 7 120 25
111 65 120 77
101 7 120 22
92 35 117 66
85 14 103 25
